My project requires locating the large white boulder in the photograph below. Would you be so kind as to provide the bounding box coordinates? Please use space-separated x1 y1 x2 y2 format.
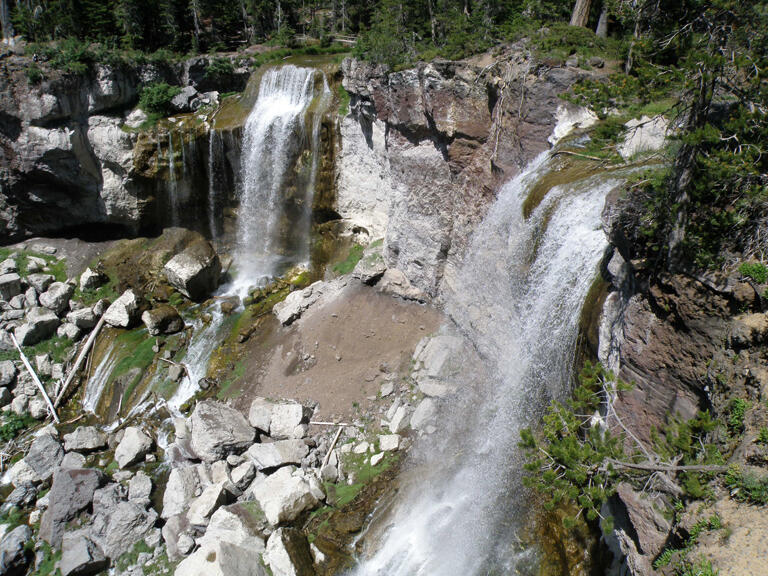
114 427 153 469
249 466 320 526
189 400 255 463
163 238 221 301
246 440 309 471
103 289 141 328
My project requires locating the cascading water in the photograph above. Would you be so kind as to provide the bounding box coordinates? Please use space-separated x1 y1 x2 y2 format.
167 131 180 226
232 64 330 295
353 149 626 575
207 128 222 241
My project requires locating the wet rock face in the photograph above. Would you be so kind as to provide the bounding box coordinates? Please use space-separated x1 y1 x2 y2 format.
339 50 586 297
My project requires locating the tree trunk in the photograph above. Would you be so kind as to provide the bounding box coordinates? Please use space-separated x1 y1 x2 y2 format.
596 4 608 37
427 0 436 44
190 0 201 50
570 0 592 27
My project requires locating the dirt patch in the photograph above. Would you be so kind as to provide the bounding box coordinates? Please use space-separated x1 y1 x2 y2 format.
233 282 443 420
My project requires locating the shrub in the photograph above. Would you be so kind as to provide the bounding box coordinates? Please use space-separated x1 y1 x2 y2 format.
727 398 749 435
758 426 768 445
0 412 37 443
725 466 768 504
204 57 235 81
139 82 182 116
26 65 44 84
738 261 768 284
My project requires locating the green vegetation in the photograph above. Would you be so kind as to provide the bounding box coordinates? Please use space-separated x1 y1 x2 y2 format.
727 398 749 436
112 329 157 405
725 466 768 505
738 262 768 284
115 540 153 572
654 515 722 574
139 83 182 116
26 65 44 84
0 248 66 281
333 243 364 275
337 84 351 117
28 541 60 576
758 427 768 445
204 57 236 81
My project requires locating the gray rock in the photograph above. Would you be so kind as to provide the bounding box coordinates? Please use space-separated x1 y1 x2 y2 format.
66 308 98 330
39 281 75 315
103 289 140 328
22 432 64 484
163 238 221 301
0 482 37 514
352 243 387 285
246 440 309 471
161 513 194 561
388 405 411 434
24 287 38 308
230 461 256 491
114 427 153 468
378 434 400 452
270 403 309 439
124 108 148 130
79 268 106 292
60 452 87 469
161 466 201 519
99 500 158 559
8 294 25 310
26 273 54 294
57 322 82 341
64 426 108 453
0 387 11 407
128 471 152 502
39 468 105 546
174 540 267 576
28 398 49 419
410 398 437 430
0 360 16 387
198 503 267 550
186 482 231 526
34 353 52 376
273 280 346 326
377 269 424 301
264 527 314 576
60 530 108 576
0 258 16 275
15 307 61 345
0 525 31 575
141 305 184 336
189 400 254 463
248 397 276 433
249 466 320 526
0 273 21 301
170 86 198 113
92 299 110 318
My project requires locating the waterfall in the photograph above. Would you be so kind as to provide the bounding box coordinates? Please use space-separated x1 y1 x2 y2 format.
232 64 330 295
353 152 625 575
82 346 119 414
207 128 221 241
167 131 180 226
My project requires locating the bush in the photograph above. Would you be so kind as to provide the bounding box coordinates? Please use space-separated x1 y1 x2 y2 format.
26 65 44 84
738 261 768 284
0 412 37 443
138 82 182 116
204 57 235 81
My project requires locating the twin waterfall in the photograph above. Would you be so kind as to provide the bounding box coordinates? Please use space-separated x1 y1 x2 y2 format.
354 152 620 574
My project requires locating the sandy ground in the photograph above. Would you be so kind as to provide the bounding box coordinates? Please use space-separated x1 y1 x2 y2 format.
234 282 443 421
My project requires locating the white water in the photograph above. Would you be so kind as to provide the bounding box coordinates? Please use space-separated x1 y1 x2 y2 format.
354 152 622 575
167 131 180 226
82 345 119 414
207 128 221 241
232 64 330 296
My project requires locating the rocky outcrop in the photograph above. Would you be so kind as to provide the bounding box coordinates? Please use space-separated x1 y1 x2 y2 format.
338 48 587 298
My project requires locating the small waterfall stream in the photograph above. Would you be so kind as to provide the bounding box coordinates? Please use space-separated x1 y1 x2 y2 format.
353 146 626 574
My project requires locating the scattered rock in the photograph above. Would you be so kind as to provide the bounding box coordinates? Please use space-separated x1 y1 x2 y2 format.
0 273 21 301
270 402 309 439
128 471 153 503
0 360 16 387
26 273 54 294
162 466 202 519
162 513 195 561
66 308 98 330
39 468 105 546
250 466 320 526
230 461 256 491
378 434 400 452
174 540 268 576
264 527 314 576
189 400 255 463
198 502 267 550
388 405 410 434
0 482 37 514
99 500 158 559
14 432 64 485
352 243 387 285
60 530 108 576
63 426 108 453
246 440 309 471
60 452 87 469
0 525 31 575
163 238 221 301
79 267 106 291
370 453 385 466
39 281 75 315
124 108 148 130
15 306 61 345
103 289 141 328
141 305 184 335
376 269 424 301
410 398 437 430
248 397 276 433
273 279 345 325
28 398 49 419
187 483 232 526
57 322 82 341
114 427 153 469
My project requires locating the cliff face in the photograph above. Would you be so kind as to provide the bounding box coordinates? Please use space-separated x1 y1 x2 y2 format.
337 47 588 298
0 52 248 240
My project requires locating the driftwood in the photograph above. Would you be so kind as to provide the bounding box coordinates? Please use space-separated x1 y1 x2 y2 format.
55 315 106 407
158 357 190 377
309 421 355 427
605 458 729 474
10 333 59 423
321 425 345 469
552 149 605 162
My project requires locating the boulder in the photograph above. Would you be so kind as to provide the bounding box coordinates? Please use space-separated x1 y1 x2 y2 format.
264 528 314 576
388 405 411 434
189 400 255 463
16 432 64 485
57 323 82 341
351 243 387 285
124 108 148 130
24 287 38 308
26 273 54 294
378 434 400 452
0 360 16 387
246 440 309 471
230 461 256 491
100 501 158 559
377 269 424 301
0 273 21 301
273 280 345 326
0 525 31 575
162 513 195 561
103 289 141 328
39 282 75 315
0 258 16 274
39 468 105 546
66 308 98 330
163 238 221 301
60 452 87 469
28 398 49 419
15 306 60 345
618 115 669 160
162 466 202 519
114 427 153 468
0 482 37 514
60 530 108 576
63 426 108 453
79 267 106 292
186 482 232 526
198 503 268 550
170 86 198 113
174 540 267 576
128 471 153 503
141 305 184 336
270 403 309 439
248 397 276 433
249 466 320 526
410 398 437 430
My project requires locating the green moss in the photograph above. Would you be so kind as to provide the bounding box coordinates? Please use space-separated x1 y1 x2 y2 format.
337 84 350 116
116 539 154 572
216 359 246 400
327 451 400 508
28 541 60 576
0 412 38 443
113 330 158 405
332 244 364 275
